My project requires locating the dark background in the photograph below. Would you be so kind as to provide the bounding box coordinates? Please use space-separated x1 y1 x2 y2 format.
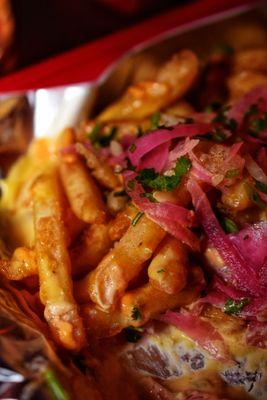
6 0 186 74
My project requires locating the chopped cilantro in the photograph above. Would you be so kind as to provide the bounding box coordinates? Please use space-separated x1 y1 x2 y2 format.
157 269 165 273
249 114 267 136
136 156 192 192
225 169 240 179
131 306 142 320
224 298 250 315
222 217 238 233
88 124 117 147
150 112 161 130
245 183 267 209
43 369 69 400
132 212 144 226
212 105 237 133
88 123 102 142
255 180 267 194
140 192 158 203
127 179 136 190
129 143 136 153
212 128 226 142
250 190 267 209
125 326 143 342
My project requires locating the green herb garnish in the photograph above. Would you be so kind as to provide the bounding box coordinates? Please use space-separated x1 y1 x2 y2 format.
225 169 240 179
43 369 69 400
129 143 136 153
136 156 192 192
157 269 166 273
132 212 144 226
224 298 250 315
255 180 267 194
131 306 142 320
127 179 136 190
150 112 161 130
89 124 117 147
245 183 267 209
222 217 238 233
140 192 158 203
88 122 102 142
125 326 143 342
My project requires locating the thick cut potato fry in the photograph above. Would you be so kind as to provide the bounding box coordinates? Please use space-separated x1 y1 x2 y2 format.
33 170 86 350
75 142 121 190
74 214 166 307
59 158 106 224
232 48 267 73
121 266 202 328
97 50 199 121
227 70 267 100
82 266 203 337
70 224 112 278
0 247 37 280
148 236 188 294
108 204 138 242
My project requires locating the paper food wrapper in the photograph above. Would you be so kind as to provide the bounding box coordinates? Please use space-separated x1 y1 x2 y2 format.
0 2 267 399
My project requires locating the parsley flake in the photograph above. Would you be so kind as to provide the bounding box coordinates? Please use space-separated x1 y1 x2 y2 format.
131 306 142 320
136 156 192 192
224 298 250 315
157 269 165 273
140 192 158 203
132 212 144 226
222 217 238 233
125 326 143 342
129 143 136 153
150 112 161 130
225 169 240 179
255 180 267 194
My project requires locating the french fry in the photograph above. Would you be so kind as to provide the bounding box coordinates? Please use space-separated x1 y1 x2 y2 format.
70 224 112 278
97 50 199 121
232 48 267 74
59 157 106 224
120 265 203 328
82 266 204 337
0 247 37 280
75 142 121 190
33 169 86 350
227 70 267 100
108 204 138 242
74 214 166 307
147 236 188 294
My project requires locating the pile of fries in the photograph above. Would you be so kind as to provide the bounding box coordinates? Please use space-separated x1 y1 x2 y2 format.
1 37 267 357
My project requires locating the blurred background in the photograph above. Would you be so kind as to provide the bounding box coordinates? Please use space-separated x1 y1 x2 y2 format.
0 0 187 77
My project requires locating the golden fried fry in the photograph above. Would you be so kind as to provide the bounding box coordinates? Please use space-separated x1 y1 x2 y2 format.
33 170 85 350
108 204 138 241
74 214 166 307
148 236 188 294
75 142 121 190
120 266 202 328
70 224 112 278
97 50 199 121
82 266 203 337
59 158 106 224
0 247 37 280
227 70 267 100
232 48 267 74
